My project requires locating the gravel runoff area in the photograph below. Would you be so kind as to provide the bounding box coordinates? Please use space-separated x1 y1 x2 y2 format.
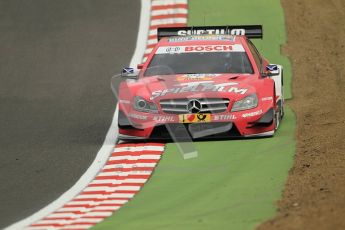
258 0 345 229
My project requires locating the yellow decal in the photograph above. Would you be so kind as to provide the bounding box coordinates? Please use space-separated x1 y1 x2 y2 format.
177 74 213 82
179 114 211 123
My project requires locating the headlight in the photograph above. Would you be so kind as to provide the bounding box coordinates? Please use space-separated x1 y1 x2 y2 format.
231 94 258 112
133 96 158 113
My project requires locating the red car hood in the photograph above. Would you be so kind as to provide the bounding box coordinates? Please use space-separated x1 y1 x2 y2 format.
133 74 257 102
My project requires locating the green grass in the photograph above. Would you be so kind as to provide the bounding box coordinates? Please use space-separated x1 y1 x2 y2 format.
93 1 295 229
93 109 295 230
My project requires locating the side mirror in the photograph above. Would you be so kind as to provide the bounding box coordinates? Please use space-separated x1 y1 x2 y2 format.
137 64 144 69
262 64 280 77
121 67 138 79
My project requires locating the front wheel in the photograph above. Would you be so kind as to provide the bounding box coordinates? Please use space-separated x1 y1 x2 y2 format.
274 102 284 131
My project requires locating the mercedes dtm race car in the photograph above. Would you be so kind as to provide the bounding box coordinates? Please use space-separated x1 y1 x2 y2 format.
117 25 284 140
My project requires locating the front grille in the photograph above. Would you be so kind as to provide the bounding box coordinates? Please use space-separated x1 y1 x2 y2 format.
160 98 230 114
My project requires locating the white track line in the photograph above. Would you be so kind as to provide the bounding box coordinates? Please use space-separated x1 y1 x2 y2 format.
130 0 151 67
113 145 165 152
152 0 187 6
4 0 151 229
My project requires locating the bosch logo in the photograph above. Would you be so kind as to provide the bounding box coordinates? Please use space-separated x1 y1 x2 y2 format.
184 45 233 52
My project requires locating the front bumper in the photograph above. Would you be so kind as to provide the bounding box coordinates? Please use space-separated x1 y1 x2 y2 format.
118 107 275 140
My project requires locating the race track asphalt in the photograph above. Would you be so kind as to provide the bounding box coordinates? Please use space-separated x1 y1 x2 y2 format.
0 0 139 227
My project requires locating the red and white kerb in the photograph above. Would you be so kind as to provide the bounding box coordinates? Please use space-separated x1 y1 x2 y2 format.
28 143 165 230
143 0 188 62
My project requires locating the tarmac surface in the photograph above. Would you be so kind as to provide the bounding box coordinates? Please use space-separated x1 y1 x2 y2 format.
0 0 139 227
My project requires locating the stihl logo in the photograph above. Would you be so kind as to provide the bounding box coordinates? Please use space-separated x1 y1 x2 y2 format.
185 45 233 52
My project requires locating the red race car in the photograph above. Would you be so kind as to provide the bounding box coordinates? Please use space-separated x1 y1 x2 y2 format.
117 25 284 140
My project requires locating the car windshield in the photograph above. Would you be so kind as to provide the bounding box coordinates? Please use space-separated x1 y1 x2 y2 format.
144 46 254 76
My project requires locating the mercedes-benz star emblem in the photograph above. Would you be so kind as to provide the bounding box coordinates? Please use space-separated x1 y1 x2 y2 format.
187 99 202 113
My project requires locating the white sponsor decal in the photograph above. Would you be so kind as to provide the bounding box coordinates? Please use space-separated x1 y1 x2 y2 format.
230 29 246 35
153 115 175 122
261 97 273 101
177 29 246 36
185 74 220 77
242 110 263 118
213 114 237 121
156 45 245 54
169 35 235 42
150 81 248 100
129 113 148 120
